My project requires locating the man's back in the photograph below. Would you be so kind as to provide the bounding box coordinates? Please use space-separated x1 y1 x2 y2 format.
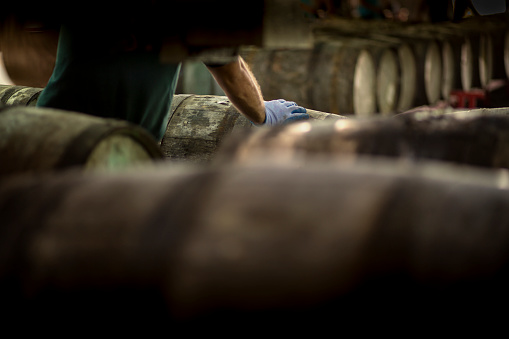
37 25 181 141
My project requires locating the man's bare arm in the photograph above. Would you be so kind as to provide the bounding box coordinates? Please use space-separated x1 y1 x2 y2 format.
206 56 266 125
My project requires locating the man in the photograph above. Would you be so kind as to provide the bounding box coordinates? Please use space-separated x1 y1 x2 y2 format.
36 24 309 142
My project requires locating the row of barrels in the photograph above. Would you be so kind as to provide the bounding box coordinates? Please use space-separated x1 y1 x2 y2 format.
239 30 509 116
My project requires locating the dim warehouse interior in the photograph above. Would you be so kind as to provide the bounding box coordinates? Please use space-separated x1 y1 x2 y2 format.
2 0 509 332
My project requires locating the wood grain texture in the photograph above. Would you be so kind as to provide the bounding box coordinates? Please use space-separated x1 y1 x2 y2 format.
161 94 344 164
0 85 43 106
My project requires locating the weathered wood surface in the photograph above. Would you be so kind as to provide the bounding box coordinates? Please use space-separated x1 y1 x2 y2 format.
161 94 344 164
0 106 162 176
1 160 509 331
215 111 509 169
0 85 43 106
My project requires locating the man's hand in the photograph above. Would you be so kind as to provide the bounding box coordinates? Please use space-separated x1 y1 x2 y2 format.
262 99 309 126
206 57 309 126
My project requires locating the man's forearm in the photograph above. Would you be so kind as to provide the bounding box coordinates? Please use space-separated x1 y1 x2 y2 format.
206 56 266 124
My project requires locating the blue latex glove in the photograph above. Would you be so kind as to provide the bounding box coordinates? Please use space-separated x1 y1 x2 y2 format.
262 99 309 126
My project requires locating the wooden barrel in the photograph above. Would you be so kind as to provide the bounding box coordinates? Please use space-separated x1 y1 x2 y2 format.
0 85 43 106
396 44 417 112
461 35 482 91
1 160 509 330
413 40 443 106
479 33 494 88
373 47 400 116
246 44 377 116
0 106 163 176
0 18 59 87
215 111 509 170
160 94 345 164
441 39 462 99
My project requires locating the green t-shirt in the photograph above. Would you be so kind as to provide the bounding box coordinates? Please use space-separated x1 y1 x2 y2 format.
37 25 181 141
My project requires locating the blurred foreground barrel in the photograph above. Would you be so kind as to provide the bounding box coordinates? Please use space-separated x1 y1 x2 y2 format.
216 111 509 169
0 106 163 175
246 44 377 116
161 94 344 164
1 160 509 331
